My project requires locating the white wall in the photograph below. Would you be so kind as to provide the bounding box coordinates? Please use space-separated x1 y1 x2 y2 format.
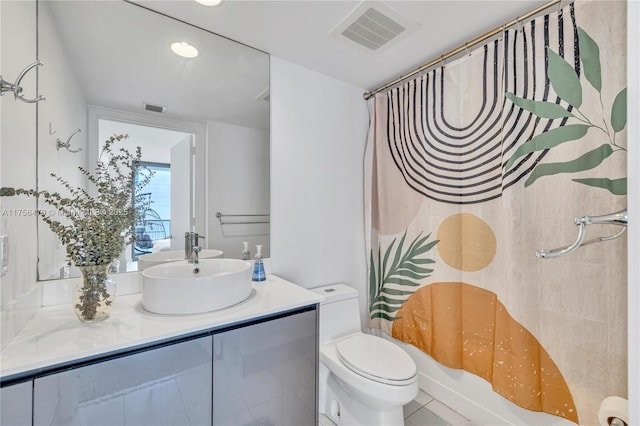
270 57 369 322
37 1 90 280
627 1 639 423
0 0 41 349
206 120 270 258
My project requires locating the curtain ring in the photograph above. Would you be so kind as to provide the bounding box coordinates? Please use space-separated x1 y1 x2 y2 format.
557 0 565 19
516 16 523 33
464 43 470 57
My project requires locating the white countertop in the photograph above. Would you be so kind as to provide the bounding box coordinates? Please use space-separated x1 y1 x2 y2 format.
0 275 322 382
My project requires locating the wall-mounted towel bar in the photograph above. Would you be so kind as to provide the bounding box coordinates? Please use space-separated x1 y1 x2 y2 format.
536 209 627 259
0 61 45 103
215 212 270 225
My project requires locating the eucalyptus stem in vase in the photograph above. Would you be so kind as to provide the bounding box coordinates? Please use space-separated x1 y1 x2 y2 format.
1 134 152 321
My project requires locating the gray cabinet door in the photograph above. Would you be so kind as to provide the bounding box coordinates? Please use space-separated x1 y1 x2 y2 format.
1 380 33 426
33 336 212 426
213 309 317 426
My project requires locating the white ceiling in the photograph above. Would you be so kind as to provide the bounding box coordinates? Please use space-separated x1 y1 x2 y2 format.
43 1 270 129
43 0 550 131
137 0 550 92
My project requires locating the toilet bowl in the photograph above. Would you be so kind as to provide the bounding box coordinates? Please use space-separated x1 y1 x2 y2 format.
312 284 418 426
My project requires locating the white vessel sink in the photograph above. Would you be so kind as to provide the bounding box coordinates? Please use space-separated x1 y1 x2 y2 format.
138 249 223 270
141 258 253 314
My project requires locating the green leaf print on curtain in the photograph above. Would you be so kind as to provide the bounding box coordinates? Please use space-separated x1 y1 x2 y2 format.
369 231 438 321
504 26 627 195
525 144 614 187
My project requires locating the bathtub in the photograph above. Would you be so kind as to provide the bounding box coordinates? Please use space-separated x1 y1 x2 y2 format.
377 332 576 425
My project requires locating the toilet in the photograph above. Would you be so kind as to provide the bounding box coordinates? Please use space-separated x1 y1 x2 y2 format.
312 284 418 426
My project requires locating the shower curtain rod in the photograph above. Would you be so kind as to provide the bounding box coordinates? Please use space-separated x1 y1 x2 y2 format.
362 0 562 100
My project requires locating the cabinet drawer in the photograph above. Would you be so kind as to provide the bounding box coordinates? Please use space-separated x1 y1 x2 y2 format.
33 336 212 426
1 380 33 426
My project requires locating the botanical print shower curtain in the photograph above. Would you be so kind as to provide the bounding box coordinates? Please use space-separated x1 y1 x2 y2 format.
364 1 627 424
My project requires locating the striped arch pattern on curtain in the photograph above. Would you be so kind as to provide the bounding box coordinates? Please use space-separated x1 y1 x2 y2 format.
385 3 579 204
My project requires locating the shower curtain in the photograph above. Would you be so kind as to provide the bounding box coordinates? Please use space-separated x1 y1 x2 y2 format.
364 1 627 424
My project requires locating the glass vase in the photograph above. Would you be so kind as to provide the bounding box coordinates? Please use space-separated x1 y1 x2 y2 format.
73 264 116 322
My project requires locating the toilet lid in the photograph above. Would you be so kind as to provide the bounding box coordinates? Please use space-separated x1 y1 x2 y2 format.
335 334 417 384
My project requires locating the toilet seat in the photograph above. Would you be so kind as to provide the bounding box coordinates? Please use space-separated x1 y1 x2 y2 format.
335 334 417 385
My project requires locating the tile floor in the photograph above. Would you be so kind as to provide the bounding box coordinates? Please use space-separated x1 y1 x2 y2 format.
403 390 472 426
319 390 472 426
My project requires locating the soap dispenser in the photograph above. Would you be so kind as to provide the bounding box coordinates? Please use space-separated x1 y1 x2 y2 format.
241 241 251 260
252 244 266 282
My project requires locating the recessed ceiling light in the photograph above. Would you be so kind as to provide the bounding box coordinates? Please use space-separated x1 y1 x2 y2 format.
170 42 199 58
194 0 223 6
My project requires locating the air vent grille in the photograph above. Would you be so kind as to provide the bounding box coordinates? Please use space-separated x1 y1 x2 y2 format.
341 8 406 51
331 1 419 54
144 103 167 113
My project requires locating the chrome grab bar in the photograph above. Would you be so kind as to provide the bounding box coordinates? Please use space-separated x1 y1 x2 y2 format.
536 209 627 259
582 209 628 226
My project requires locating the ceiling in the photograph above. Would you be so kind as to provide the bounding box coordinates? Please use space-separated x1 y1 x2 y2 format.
136 0 550 92
42 0 551 130
43 1 270 129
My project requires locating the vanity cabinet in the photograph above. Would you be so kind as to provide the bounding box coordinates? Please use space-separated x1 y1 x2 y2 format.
213 309 317 425
33 336 213 426
3 306 318 426
0 380 32 426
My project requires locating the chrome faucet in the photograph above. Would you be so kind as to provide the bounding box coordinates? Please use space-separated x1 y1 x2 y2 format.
184 232 204 273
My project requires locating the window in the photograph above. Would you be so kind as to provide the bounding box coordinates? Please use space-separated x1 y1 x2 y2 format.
133 162 171 259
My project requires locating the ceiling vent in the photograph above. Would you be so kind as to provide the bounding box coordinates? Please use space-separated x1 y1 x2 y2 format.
143 102 167 113
330 1 419 54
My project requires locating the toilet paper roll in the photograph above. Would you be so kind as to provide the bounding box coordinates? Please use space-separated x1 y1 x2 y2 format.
598 396 629 426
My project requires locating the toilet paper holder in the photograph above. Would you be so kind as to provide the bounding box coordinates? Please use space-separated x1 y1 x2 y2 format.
599 396 629 426
608 418 626 426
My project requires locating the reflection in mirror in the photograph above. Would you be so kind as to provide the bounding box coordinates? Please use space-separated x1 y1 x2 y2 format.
36 0 269 280
100 119 194 274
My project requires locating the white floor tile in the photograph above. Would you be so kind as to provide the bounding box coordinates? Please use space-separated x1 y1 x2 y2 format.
425 400 471 425
404 400 424 419
405 407 449 426
414 390 435 406
403 389 472 426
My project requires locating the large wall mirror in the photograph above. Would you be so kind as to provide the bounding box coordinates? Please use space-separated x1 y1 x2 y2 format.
36 0 270 281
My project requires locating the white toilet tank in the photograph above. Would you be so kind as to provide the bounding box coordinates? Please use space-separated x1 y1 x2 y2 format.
312 284 362 344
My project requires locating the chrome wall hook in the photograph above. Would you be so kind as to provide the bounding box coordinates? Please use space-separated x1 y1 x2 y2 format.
0 61 45 103
56 128 83 153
